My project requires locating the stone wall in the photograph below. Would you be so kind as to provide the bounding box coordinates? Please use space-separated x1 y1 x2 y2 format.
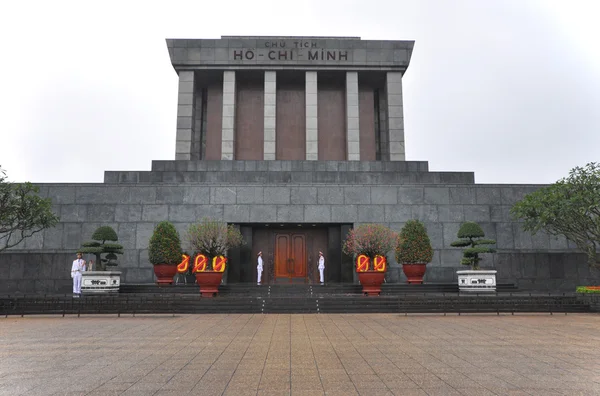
1 160 598 294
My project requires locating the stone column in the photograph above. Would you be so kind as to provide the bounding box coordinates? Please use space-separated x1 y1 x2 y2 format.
305 71 318 160
264 71 277 160
175 71 195 160
386 72 405 161
346 72 360 161
221 71 236 160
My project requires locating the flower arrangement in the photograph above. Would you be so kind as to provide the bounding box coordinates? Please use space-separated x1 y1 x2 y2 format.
187 218 245 271
342 224 397 270
148 221 182 265
395 220 434 264
450 222 496 270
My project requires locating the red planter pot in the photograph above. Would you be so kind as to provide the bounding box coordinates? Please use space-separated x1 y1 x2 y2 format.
357 271 386 296
402 264 427 284
153 264 178 285
195 272 224 297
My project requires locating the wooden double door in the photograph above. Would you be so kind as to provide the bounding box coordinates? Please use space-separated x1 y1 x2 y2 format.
275 233 306 279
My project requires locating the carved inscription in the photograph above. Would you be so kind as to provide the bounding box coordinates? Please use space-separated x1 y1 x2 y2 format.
231 40 349 62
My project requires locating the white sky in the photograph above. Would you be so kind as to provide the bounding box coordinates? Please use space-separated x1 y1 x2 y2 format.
0 0 598 184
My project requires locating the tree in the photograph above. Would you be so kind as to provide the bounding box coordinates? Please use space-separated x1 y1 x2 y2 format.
79 226 124 271
0 166 59 252
450 222 496 270
396 220 434 264
510 162 600 269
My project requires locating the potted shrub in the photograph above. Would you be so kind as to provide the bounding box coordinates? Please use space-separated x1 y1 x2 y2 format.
342 224 397 296
148 221 182 285
187 218 245 297
396 220 434 284
79 226 124 293
450 221 497 292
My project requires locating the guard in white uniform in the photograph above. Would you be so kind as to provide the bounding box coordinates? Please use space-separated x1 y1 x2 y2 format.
257 251 263 285
318 251 325 285
71 252 86 296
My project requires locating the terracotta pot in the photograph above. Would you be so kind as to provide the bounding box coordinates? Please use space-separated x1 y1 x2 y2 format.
402 263 427 284
195 272 223 297
357 271 386 296
153 264 178 285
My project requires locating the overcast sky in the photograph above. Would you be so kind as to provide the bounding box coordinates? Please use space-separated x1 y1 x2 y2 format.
0 0 598 185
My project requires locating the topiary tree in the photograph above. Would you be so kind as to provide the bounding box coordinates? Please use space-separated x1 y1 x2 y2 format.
450 222 496 270
149 221 182 265
80 226 124 271
396 220 434 264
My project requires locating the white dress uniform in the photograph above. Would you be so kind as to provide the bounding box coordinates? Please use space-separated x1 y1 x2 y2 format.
318 253 325 284
71 258 86 295
257 254 263 285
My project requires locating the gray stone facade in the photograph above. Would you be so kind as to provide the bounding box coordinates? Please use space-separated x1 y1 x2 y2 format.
1 160 598 293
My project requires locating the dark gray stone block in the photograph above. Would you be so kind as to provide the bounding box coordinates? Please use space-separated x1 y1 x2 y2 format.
344 187 371 204
476 187 502 205
397 187 423 204
384 205 411 222
43 224 64 249
237 187 264 204
358 206 384 223
424 222 443 250
423 187 450 204
195 205 224 219
156 187 185 204
183 186 210 204
411 205 438 222
449 187 476 204
142 205 169 222
135 223 156 249
317 187 344 204
437 205 464 222
128 187 157 204
463 205 490 222
63 223 83 250
224 205 251 223
48 186 76 204
496 223 514 249
211 187 237 204
304 205 332 222
86 205 116 222
60 205 87 222
331 205 358 222
115 205 143 222
249 205 277 222
291 187 317 205
118 223 137 250
370 187 397 204
264 187 291 205
169 205 196 222
276 205 304 222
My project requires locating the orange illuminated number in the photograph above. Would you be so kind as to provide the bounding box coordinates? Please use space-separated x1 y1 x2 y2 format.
356 254 370 272
373 255 386 272
193 254 208 272
177 254 190 273
213 256 227 272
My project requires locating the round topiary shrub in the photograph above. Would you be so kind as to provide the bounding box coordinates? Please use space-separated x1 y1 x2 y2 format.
149 221 182 265
396 220 434 264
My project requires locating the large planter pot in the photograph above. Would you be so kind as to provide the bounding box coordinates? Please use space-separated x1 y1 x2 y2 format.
81 271 121 294
402 264 427 284
357 271 386 296
457 270 497 292
195 272 224 297
153 264 178 285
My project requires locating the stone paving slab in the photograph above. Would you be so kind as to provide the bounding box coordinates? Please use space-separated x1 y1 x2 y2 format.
0 314 599 395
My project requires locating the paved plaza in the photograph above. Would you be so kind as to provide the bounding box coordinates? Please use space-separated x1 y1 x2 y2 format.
1 314 599 396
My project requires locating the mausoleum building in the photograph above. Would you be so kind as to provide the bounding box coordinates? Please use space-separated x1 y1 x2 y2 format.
1 36 597 293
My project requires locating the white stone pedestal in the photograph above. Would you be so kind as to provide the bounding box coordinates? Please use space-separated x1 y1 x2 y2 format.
81 271 121 294
457 270 497 292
